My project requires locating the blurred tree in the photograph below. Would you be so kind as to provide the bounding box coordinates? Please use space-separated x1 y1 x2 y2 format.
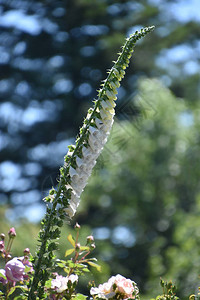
1 1 200 299
0 0 200 215
78 78 200 299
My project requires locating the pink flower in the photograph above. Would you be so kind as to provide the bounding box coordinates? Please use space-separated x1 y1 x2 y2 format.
8 227 16 238
90 274 139 299
0 269 8 285
5 258 25 283
87 235 94 242
20 257 33 272
113 274 135 298
90 279 116 299
19 256 34 280
68 274 78 284
24 248 30 255
51 274 78 293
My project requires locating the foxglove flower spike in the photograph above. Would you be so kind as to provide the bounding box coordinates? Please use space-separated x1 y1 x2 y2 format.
61 26 155 218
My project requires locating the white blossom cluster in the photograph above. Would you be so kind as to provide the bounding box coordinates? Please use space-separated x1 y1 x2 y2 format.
64 85 117 218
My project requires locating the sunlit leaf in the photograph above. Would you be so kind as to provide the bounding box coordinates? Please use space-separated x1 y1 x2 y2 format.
67 261 77 268
73 293 88 300
64 267 70 274
65 248 75 256
67 234 75 247
13 296 28 300
82 267 90 272
88 257 97 261
0 270 7 280
45 279 52 288
87 261 102 272
80 246 90 251
56 261 66 268
77 263 87 269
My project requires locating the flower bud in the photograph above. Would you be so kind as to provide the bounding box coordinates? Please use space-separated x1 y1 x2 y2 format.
7 254 12 260
0 233 5 240
0 241 5 251
23 248 30 255
75 243 81 251
90 243 96 250
8 227 16 239
74 223 81 230
88 280 95 289
87 235 94 243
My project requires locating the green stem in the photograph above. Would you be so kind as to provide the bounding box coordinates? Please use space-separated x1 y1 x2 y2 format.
64 30 140 170
28 201 57 299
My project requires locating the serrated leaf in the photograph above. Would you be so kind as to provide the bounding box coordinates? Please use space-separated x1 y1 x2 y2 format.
67 234 75 247
65 248 75 257
87 261 101 272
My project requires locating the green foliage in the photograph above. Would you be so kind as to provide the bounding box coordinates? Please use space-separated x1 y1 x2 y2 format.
60 228 101 276
80 78 200 299
151 279 179 300
74 294 88 300
0 224 100 299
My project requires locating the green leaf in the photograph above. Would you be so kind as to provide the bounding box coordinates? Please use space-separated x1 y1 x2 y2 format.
44 279 52 289
65 248 75 257
87 261 102 272
80 246 90 251
67 234 75 247
73 293 88 300
82 268 90 273
56 261 66 268
76 263 87 269
7 285 28 297
0 270 7 280
67 261 77 268
64 267 70 274
88 257 97 261
7 287 17 296
13 296 28 300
